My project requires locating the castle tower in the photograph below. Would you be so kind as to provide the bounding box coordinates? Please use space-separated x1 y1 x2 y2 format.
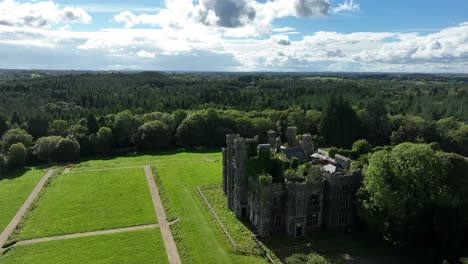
223 134 238 211
286 127 298 148
267 130 277 149
233 137 248 218
301 133 315 156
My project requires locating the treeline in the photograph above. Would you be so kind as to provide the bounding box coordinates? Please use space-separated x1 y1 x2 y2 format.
0 72 467 121
1 95 466 173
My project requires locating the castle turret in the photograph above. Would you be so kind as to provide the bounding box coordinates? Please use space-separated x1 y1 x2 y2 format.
267 130 277 149
286 127 298 148
301 133 315 156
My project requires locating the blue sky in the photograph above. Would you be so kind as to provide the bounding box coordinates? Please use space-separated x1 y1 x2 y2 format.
1 0 467 72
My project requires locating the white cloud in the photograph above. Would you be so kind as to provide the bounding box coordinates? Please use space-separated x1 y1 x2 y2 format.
0 0 91 28
113 0 334 37
333 0 360 13
136 50 156 58
0 0 467 73
272 27 296 33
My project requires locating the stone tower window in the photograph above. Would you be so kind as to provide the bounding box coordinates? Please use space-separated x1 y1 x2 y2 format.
342 184 349 192
274 215 282 228
338 210 348 225
307 195 320 212
306 213 319 227
339 195 349 209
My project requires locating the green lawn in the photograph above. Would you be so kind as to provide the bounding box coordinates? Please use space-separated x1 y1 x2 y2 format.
0 169 45 232
154 156 267 264
14 168 156 240
72 151 220 171
0 228 168 264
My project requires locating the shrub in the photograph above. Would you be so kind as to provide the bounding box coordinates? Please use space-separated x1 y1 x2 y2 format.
90 127 113 155
6 143 27 169
290 157 300 169
32 136 63 162
56 137 80 162
136 121 172 151
328 147 338 158
352 139 372 155
1 129 33 153
285 252 330 264
259 174 273 186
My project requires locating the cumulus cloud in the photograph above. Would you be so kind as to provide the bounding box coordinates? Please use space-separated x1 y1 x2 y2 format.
1 6 468 73
113 0 335 36
294 0 330 17
0 0 91 28
333 0 360 13
326 49 345 57
277 39 291 46
197 0 256 28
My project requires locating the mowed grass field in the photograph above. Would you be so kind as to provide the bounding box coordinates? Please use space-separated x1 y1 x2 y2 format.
0 169 45 232
0 228 168 264
15 168 156 240
72 151 220 171
155 159 267 264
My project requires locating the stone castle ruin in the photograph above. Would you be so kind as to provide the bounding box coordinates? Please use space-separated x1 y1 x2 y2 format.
222 127 361 238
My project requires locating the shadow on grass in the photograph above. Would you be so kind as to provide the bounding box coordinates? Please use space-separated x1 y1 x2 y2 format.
259 231 428 263
0 168 29 181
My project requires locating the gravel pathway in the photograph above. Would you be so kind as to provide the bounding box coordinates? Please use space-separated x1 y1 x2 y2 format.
0 169 55 250
144 166 182 264
15 224 160 246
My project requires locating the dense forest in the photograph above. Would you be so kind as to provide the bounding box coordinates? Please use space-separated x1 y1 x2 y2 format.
0 71 467 262
0 71 467 121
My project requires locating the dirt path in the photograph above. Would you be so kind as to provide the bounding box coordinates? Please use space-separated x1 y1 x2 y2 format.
15 224 160 246
0 169 55 250
144 166 182 264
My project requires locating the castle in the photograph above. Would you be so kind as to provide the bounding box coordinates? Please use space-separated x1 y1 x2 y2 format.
222 127 361 238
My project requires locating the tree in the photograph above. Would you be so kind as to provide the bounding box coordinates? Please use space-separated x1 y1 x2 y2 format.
285 252 330 264
390 116 437 145
305 109 322 135
10 112 21 126
352 139 372 156
32 136 63 162
49 120 69 137
27 115 49 139
86 113 99 134
0 153 5 174
136 121 172 151
359 143 468 261
172 110 187 130
360 143 443 242
0 115 8 138
362 98 390 146
113 111 140 148
56 137 80 162
6 143 27 169
1 129 33 153
319 95 361 147
90 127 113 155
175 113 207 147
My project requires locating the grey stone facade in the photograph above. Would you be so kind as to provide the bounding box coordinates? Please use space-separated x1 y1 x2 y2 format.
222 129 361 238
